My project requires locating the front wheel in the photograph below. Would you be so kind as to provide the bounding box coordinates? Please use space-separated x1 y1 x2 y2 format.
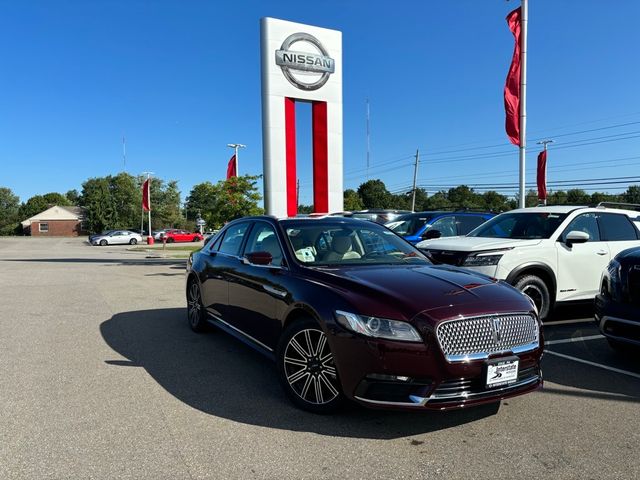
166 237 175 243
276 318 343 413
99 239 107 246
129 238 137 245
513 274 551 320
192 236 199 242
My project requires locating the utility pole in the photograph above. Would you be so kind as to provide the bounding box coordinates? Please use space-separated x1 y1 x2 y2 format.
536 139 553 206
518 0 529 208
411 149 420 212
366 98 371 180
122 135 127 172
227 143 246 175
296 179 300 209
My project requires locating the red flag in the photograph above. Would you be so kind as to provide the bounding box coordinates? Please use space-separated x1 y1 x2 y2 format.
226 154 237 179
142 179 151 212
504 7 521 146
537 150 547 201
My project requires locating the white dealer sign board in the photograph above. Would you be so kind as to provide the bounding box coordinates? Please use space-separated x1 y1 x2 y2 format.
260 17 343 217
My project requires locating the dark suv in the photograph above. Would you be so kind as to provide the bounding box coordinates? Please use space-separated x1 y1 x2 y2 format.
596 246 640 352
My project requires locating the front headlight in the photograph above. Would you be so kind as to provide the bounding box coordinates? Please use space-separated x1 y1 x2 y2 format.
335 310 422 342
462 254 503 267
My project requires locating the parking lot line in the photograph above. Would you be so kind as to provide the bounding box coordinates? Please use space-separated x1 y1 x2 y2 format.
543 318 593 326
545 334 604 345
544 350 640 380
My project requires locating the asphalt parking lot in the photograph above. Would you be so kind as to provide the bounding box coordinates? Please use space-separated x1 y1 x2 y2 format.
1 237 638 480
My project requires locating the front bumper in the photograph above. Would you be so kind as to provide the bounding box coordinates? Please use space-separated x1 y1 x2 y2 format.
329 328 542 411
595 295 640 347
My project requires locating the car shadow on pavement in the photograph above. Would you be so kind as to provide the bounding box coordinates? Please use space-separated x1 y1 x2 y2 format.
100 308 500 440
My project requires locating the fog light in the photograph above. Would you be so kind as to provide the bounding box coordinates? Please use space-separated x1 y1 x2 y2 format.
366 373 412 382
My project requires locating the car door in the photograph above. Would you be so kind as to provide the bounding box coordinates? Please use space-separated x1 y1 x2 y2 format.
598 212 640 258
111 231 126 244
425 216 458 238
227 221 290 350
555 212 610 301
200 222 251 320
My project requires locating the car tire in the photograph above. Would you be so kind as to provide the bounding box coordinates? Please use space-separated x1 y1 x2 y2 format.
276 317 344 414
129 238 137 245
513 274 551 320
167 238 175 243
192 236 199 242
99 239 107 246
186 279 208 333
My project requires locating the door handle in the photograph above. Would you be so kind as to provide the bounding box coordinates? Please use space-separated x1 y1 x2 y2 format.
263 285 287 298
596 250 607 256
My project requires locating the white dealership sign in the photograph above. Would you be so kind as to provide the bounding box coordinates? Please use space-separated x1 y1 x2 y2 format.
260 17 343 217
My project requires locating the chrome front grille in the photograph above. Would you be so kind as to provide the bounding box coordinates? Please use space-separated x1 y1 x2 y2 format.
436 313 539 362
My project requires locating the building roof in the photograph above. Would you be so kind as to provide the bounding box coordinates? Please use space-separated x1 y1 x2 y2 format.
21 205 86 227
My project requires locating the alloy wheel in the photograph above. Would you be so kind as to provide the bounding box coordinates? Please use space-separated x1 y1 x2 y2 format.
187 282 203 328
522 284 544 313
283 328 339 405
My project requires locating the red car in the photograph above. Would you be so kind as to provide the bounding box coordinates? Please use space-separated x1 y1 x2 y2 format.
186 216 542 413
163 229 203 243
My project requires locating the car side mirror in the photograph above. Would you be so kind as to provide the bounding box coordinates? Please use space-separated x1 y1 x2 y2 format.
244 251 273 266
565 230 589 246
422 229 442 240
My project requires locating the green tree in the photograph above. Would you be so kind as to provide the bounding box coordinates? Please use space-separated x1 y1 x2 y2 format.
0 187 20 235
424 191 452 210
297 204 314 214
623 185 640 204
185 181 218 227
66 189 81 205
343 189 363 211
547 190 568 205
357 179 391 209
448 185 481 209
81 177 113 233
566 189 590 205
211 175 263 227
481 191 509 212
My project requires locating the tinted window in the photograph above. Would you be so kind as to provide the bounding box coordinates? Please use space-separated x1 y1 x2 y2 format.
427 216 457 237
456 215 487 235
561 213 600 242
598 213 639 241
470 212 567 239
218 222 250 256
387 214 434 236
244 223 284 266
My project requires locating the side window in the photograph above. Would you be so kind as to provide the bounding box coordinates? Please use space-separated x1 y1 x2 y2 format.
427 216 457 237
455 215 486 235
561 213 600 242
598 213 639 241
218 222 250 256
243 223 284 266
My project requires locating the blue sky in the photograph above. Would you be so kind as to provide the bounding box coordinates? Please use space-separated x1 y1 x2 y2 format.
2 0 640 206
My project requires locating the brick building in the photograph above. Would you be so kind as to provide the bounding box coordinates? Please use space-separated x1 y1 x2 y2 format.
21 206 87 237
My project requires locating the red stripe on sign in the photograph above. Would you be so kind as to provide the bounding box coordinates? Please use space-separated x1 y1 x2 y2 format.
285 97 297 217
312 101 328 213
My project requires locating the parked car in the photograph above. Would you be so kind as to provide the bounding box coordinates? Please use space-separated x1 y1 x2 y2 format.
347 209 411 224
89 230 116 243
417 204 640 320
162 229 204 243
91 230 143 246
186 216 542 413
595 247 640 353
153 229 168 241
386 211 495 244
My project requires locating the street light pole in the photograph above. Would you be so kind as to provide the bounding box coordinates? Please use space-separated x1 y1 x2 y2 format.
518 0 528 209
227 143 246 175
411 149 420 212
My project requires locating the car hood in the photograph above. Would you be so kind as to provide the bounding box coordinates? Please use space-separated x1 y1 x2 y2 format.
415 236 543 252
310 264 532 323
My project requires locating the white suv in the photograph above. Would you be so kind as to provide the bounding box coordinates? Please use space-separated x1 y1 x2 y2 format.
416 204 640 319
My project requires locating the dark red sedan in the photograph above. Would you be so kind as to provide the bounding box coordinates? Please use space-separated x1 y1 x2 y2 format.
163 229 203 243
186 216 543 413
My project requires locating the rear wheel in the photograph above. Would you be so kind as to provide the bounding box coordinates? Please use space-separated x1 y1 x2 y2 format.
276 318 343 413
513 274 551 320
192 236 199 242
186 279 208 332
99 239 107 246
167 237 175 243
129 238 137 245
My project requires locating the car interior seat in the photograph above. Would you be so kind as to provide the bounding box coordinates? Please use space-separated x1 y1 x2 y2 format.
324 233 361 262
259 235 283 266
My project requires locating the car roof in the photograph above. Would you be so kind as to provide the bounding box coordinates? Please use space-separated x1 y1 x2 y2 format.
506 205 640 216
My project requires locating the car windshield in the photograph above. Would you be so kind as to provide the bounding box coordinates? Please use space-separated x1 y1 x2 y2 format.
387 214 436 236
468 212 568 239
282 221 430 266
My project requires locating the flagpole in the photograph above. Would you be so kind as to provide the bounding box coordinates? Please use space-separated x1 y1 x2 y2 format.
227 143 246 177
147 175 152 237
518 0 528 208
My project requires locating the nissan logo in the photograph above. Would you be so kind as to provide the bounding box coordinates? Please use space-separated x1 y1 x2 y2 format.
275 32 335 91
